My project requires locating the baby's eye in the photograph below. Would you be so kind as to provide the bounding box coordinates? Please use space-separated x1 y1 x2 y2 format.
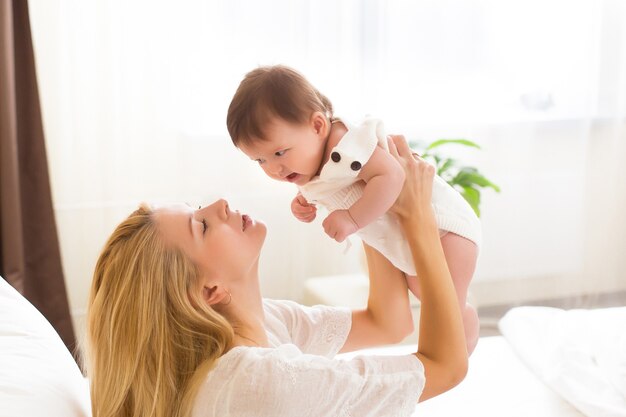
255 158 265 165
201 219 208 234
275 150 287 157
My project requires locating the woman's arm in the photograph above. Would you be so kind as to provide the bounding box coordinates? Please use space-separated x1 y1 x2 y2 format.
339 242 414 352
340 135 467 399
388 135 468 401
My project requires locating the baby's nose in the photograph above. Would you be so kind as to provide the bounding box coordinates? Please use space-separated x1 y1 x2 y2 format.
268 162 284 176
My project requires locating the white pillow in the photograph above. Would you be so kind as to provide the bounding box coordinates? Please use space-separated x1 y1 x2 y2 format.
0 277 91 417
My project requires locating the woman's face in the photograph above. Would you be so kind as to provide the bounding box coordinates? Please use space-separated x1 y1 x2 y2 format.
154 199 266 282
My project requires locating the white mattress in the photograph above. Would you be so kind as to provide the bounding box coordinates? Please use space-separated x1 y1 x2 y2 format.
344 336 585 416
499 306 626 417
414 336 585 416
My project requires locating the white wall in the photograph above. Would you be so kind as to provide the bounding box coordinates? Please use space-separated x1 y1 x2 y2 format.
51 133 367 340
28 1 626 338
399 119 626 306
54 120 626 339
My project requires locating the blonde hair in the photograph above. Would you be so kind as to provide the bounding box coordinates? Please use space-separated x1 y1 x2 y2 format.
226 64 334 146
85 204 234 417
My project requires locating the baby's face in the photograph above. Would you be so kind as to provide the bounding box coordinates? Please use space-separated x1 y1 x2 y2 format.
239 117 327 186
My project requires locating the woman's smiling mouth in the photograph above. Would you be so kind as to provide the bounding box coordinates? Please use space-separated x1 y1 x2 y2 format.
242 214 251 231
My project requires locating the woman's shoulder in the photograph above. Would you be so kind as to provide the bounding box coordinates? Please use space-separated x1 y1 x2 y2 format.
262 298 349 323
261 298 351 335
261 298 300 332
261 297 300 312
262 298 352 357
217 343 302 367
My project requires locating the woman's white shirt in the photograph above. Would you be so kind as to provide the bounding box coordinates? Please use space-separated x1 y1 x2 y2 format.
191 299 425 417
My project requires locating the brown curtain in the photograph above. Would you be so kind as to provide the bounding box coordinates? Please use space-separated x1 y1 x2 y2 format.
0 0 77 359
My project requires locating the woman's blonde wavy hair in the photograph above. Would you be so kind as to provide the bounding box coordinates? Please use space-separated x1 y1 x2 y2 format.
85 204 234 417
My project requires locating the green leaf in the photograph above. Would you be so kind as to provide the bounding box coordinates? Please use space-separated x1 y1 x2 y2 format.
426 139 481 151
437 158 456 176
410 137 500 217
460 186 481 217
452 167 501 192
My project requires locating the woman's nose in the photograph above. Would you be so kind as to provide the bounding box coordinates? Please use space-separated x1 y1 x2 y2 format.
217 199 229 219
197 199 229 220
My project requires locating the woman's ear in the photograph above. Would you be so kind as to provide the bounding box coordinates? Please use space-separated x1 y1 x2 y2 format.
202 285 230 306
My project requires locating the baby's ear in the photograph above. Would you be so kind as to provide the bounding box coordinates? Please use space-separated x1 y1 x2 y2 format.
311 111 328 134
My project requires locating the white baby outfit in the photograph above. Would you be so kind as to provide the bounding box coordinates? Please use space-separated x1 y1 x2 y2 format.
298 118 482 276
192 299 425 417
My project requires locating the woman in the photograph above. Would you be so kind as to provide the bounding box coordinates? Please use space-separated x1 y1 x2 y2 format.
86 136 468 417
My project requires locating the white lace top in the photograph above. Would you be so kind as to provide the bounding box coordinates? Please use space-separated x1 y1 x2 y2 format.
191 299 425 417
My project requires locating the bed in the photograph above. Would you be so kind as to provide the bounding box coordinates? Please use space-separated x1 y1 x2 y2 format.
341 306 626 417
413 335 587 417
344 336 586 417
0 277 91 417
1 275 624 417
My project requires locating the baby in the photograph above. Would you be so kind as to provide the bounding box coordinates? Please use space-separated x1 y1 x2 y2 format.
227 65 482 354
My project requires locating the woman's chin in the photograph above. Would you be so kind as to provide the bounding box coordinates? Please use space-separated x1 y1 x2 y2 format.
249 219 267 243
257 221 268 240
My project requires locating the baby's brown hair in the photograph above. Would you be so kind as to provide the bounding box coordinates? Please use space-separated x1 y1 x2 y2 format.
226 65 334 147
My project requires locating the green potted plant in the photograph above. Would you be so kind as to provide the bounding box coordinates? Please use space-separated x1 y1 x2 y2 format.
411 139 500 217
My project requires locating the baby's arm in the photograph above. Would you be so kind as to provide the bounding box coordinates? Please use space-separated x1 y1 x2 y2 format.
323 146 405 242
350 146 405 227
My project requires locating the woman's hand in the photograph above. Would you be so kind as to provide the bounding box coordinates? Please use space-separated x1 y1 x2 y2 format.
386 135 435 222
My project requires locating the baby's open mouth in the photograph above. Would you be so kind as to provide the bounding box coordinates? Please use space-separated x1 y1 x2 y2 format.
286 173 299 182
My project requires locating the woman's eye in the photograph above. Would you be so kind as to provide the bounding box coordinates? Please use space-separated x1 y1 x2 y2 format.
202 219 208 234
275 150 286 157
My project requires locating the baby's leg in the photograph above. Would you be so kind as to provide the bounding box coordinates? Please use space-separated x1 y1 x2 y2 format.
405 232 479 355
441 232 479 355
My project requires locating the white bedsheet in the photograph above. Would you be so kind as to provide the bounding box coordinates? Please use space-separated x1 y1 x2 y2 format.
499 306 626 417
342 336 584 416
414 336 584 417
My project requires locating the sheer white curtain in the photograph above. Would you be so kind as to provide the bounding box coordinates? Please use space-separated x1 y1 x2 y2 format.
361 0 626 307
29 0 626 325
329 0 626 307
28 0 369 323
582 0 626 302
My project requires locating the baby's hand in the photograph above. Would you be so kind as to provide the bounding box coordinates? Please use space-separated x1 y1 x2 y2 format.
322 210 359 243
291 194 317 223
